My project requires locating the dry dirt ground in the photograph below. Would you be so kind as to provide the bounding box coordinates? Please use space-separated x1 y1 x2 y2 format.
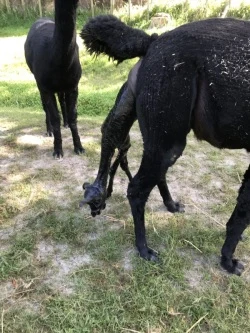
1 111 250 300
1 36 250 322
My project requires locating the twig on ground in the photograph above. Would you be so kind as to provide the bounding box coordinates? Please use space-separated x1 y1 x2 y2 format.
103 214 126 228
1 308 4 333
236 171 242 184
121 328 142 333
183 239 203 253
186 314 208 333
187 201 224 227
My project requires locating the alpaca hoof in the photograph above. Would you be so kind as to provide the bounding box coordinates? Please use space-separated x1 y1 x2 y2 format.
74 146 85 155
46 131 53 137
106 187 113 198
221 256 244 276
53 150 64 160
138 247 159 262
240 234 247 242
164 200 185 213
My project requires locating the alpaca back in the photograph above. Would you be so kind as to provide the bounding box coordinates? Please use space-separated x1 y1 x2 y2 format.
24 0 81 92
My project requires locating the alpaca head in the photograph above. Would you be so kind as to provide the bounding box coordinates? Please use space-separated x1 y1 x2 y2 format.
80 183 106 217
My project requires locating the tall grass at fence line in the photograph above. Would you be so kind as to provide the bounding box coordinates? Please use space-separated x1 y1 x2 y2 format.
116 0 250 29
0 5 48 36
1 1 250 36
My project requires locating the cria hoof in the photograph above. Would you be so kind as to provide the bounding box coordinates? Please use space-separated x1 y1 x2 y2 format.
221 257 245 276
164 200 185 213
138 247 159 262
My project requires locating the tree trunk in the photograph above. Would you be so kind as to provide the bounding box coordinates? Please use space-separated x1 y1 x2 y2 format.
90 0 94 17
128 0 131 21
110 0 114 14
4 0 10 12
38 0 42 17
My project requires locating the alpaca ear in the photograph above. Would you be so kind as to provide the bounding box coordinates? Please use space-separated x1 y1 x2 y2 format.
79 198 89 207
79 188 95 207
79 199 87 208
82 182 90 190
79 193 92 207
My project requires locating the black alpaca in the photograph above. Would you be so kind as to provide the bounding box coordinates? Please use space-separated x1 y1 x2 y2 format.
24 0 84 158
81 15 250 275
82 79 184 215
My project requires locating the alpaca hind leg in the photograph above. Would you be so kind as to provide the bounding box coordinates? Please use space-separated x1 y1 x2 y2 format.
65 88 85 154
40 92 53 136
82 83 136 216
127 140 186 260
221 165 250 275
107 134 132 198
58 92 68 128
41 92 63 158
157 175 185 213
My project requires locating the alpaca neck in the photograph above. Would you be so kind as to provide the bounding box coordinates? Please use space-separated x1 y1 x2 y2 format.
52 0 79 64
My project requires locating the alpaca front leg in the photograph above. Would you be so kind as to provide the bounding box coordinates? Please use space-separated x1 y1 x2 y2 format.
58 92 68 128
41 92 63 158
221 165 250 275
40 92 53 136
65 89 85 154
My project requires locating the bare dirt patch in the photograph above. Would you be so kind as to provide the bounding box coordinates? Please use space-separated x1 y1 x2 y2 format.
1 108 250 302
36 240 92 295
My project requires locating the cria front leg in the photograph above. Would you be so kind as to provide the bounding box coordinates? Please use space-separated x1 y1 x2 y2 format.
106 134 132 198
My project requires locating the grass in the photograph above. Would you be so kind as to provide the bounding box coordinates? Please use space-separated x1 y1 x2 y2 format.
1 106 250 332
1 11 250 333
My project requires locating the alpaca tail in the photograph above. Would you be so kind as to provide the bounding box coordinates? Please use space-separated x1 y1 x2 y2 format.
81 15 158 63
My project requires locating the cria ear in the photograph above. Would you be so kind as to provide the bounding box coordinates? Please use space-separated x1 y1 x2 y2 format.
79 189 96 207
79 199 88 208
82 182 90 190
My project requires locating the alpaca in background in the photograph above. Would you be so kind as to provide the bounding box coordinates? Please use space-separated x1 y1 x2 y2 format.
81 15 250 275
25 0 84 158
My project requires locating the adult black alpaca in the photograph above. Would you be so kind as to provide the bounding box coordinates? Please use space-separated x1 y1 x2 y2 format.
81 15 250 275
24 0 84 158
